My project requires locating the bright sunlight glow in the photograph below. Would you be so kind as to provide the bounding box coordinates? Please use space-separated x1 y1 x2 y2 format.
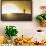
2 4 23 14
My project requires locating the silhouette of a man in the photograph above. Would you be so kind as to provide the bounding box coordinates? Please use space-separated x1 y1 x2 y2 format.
23 9 26 14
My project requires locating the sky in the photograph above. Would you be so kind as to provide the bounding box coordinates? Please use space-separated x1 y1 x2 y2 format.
2 1 32 14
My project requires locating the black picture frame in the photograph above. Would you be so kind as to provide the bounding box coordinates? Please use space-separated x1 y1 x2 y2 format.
1 0 32 21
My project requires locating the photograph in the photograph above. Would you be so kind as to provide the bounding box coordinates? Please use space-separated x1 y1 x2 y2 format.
1 0 32 21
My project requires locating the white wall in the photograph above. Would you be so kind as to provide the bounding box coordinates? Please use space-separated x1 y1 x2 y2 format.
0 0 46 42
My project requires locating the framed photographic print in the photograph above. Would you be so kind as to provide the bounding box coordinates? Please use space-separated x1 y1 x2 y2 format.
1 0 32 21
